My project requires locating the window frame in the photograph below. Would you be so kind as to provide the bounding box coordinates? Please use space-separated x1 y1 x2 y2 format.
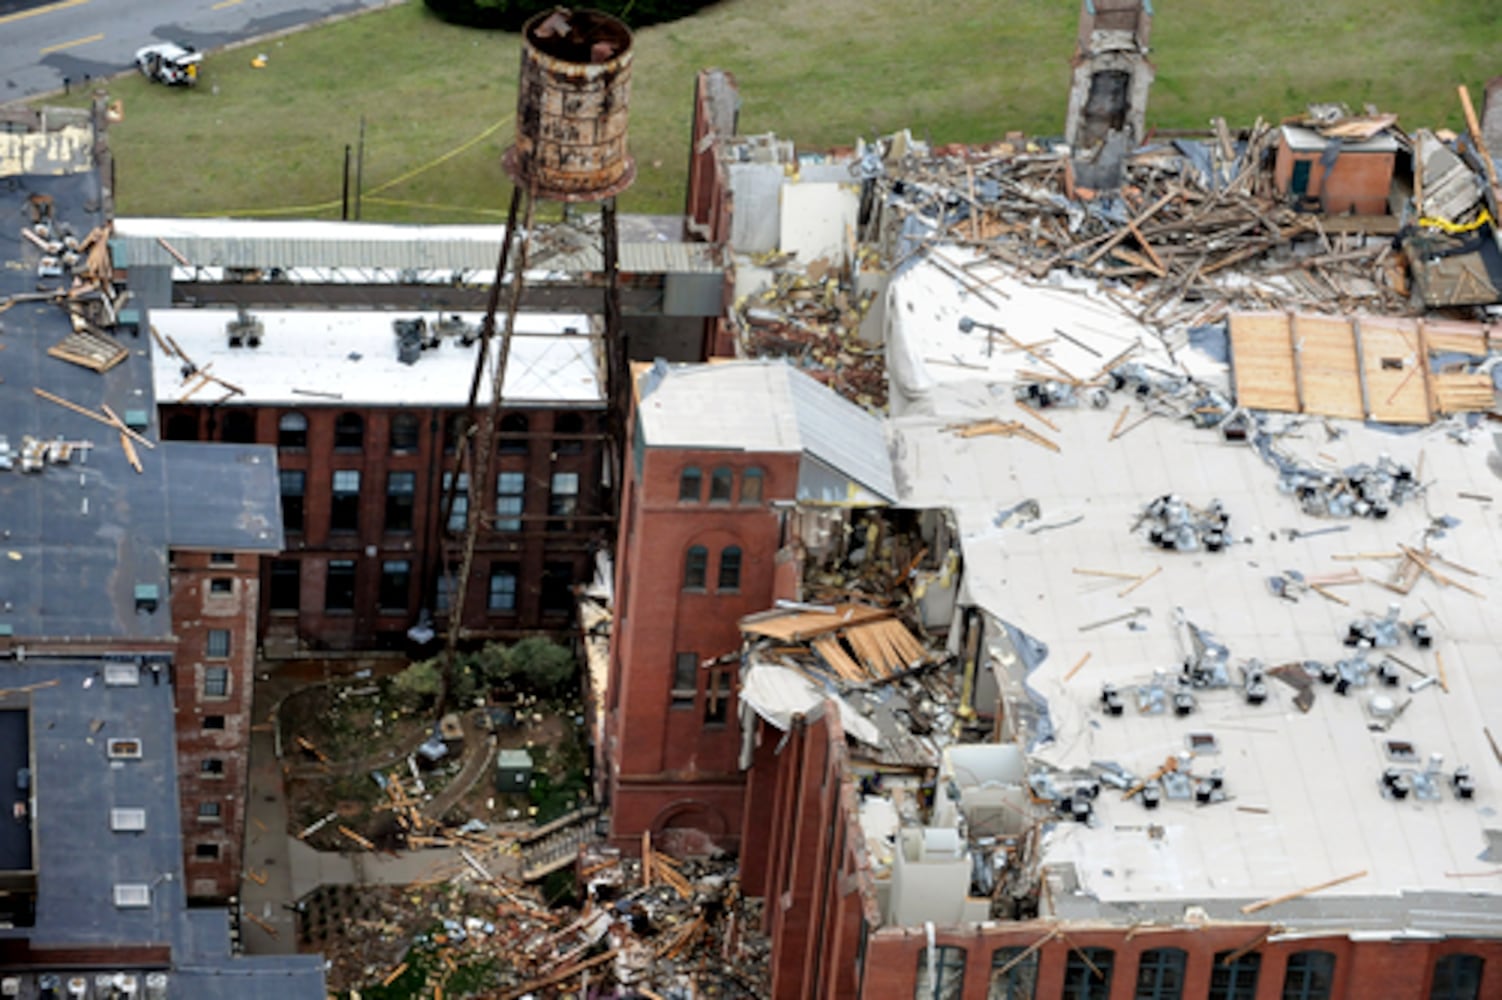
1135 947 1187 1000
740 466 765 504
1430 954 1485 1000
277 411 307 450
718 546 742 592
193 842 221 860
385 470 417 533
202 666 229 699
496 470 526 531
279 469 306 533
205 628 231 660
378 559 412 613
678 466 702 503
1281 950 1335 1000
989 946 1039 1000
1062 948 1115 1000
333 411 365 451
671 652 697 708
389 411 420 453
498 413 529 454
269 559 300 613
330 469 361 533
1210 950 1262 1000
196 801 222 824
914 945 967 1000
683 545 708 591
709 466 733 503
209 577 234 595
201 758 226 778
554 411 585 455
704 665 734 725
325 559 357 613
444 471 470 535
488 564 519 613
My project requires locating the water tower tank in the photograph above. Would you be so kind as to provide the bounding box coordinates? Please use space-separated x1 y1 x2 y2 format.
503 8 635 202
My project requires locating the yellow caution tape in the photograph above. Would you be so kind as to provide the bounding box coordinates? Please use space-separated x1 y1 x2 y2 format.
1417 208 1492 234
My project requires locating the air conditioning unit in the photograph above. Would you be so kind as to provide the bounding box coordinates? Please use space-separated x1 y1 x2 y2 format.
226 308 263 348
1 976 21 997
143 973 168 1000
66 977 87 999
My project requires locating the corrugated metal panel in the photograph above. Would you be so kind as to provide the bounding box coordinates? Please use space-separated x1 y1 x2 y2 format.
115 234 720 274
787 369 895 502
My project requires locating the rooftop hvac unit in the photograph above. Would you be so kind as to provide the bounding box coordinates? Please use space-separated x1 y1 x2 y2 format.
66 978 87 999
37 974 60 1000
226 307 263 348
96 973 137 998
104 662 141 687
144 973 168 1000
393 318 427 365
1 977 20 997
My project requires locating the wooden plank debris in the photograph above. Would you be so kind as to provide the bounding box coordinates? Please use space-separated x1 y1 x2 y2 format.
1240 870 1369 914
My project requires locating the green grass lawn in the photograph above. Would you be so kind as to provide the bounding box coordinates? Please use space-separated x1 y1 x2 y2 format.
64 0 1498 222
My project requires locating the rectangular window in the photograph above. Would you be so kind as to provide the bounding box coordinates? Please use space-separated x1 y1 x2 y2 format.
1062 948 1114 1000
197 801 222 823
444 472 469 534
209 552 235 567
488 564 518 613
379 560 411 613
549 472 580 519
279 470 305 533
203 667 229 699
203 715 226 731
990 946 1039 1000
1282 951 1335 1000
704 666 734 724
436 565 458 613
1209 952 1260 1000
201 758 226 777
671 652 697 708
325 559 356 612
269 559 300 612
496 471 525 531
194 843 221 860
718 547 742 591
205 629 230 659
385 471 416 532
541 561 573 615
209 577 233 595
331 469 361 533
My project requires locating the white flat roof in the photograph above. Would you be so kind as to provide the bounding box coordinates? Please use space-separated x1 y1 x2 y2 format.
150 308 603 407
890 396 1502 910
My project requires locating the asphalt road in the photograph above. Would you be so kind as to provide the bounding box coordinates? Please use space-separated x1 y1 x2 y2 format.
1 0 395 104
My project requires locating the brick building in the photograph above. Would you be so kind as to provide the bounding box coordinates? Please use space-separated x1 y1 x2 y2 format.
151 308 610 653
601 360 894 850
0 103 319 992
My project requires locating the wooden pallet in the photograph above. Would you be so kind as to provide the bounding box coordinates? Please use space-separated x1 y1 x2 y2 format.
47 327 127 373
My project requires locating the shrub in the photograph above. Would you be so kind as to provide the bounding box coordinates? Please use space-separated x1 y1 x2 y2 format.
422 0 720 32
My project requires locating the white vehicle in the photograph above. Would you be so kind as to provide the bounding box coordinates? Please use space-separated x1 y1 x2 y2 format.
134 42 203 86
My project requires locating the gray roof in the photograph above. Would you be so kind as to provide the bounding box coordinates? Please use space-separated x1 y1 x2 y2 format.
637 359 896 504
113 217 721 274
161 442 283 553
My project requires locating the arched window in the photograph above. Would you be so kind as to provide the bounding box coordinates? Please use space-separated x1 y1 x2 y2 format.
1210 951 1260 1000
1282 950 1335 1000
1135 948 1187 1000
221 410 256 444
990 946 1039 1000
718 546 742 591
499 413 529 454
444 413 470 455
389 412 419 453
914 946 966 1000
555 411 584 455
1062 948 1113 1000
277 411 307 449
334 412 364 451
740 467 764 504
1430 955 1484 1000
679 466 702 502
683 546 707 590
709 466 733 503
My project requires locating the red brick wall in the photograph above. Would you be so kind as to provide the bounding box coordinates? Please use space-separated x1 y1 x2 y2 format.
604 420 797 849
684 68 737 359
169 549 260 902
1274 140 1396 216
160 403 607 650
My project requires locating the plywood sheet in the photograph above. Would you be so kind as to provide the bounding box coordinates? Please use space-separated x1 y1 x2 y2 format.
1294 315 1364 419
1229 313 1299 411
1360 317 1431 425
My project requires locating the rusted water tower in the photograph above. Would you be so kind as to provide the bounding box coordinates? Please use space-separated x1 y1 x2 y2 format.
502 7 635 201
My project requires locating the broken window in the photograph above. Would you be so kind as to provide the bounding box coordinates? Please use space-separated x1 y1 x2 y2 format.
989 946 1039 1000
325 559 356 612
554 411 585 455
541 562 573 615
741 467 764 504
683 546 708 590
718 546 742 591
221 409 256 444
671 652 697 708
1209 951 1260 1000
379 560 411 612
709 466 733 503
277 411 307 449
202 715 226 731
488 564 518 613
203 667 229 699
385 471 416 533
194 843 221 860
269 559 300 612
334 412 364 451
1430 955 1484 1000
389 411 419 453
915 946 966 1000
496 472 525 531
679 466 702 502
1135 947 1187 1000
201 758 225 777
499 413 529 454
165 412 199 441
1282 951 1335 1000
279 470 305 533
443 472 469 534
331 470 361 533
704 666 733 725
1062 948 1114 1000
205 629 230 659
209 552 235 567
209 577 233 595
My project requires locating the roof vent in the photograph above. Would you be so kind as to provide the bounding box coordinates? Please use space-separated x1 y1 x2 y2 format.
104 663 140 687
133 584 159 614
394 318 431 365
226 307 263 348
107 738 142 760
111 808 147 831
112 883 151 908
